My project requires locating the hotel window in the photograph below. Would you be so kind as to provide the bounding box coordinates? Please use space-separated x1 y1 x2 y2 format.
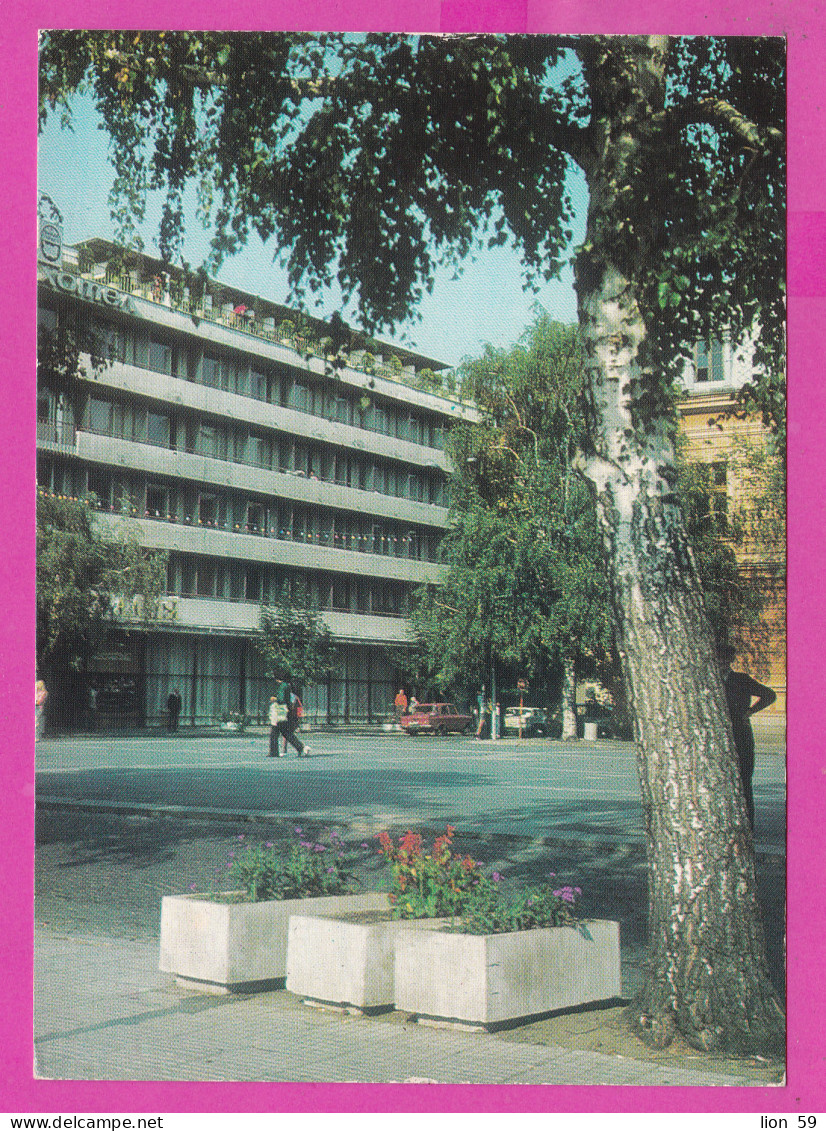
37 390 54 424
332 576 350 611
245 567 262 602
86 470 109 509
92 320 126 362
334 453 349 485
145 485 168 518
147 412 170 447
88 398 113 434
695 340 725 383
148 337 174 376
197 424 217 458
196 560 217 598
243 432 268 468
250 368 268 401
181 559 196 596
198 495 218 526
202 354 220 388
288 380 312 413
246 503 265 533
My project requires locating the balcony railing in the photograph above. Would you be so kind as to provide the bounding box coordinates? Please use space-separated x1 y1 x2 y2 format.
53 256 470 407
94 500 436 562
37 421 77 450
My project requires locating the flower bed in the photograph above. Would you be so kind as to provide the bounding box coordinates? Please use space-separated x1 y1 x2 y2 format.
159 828 385 993
285 909 444 1013
394 919 622 1028
378 826 621 1027
159 889 389 993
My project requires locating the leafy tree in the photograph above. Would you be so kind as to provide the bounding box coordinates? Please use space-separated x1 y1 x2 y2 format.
674 451 761 652
39 32 785 1054
255 584 338 688
412 313 612 737
36 491 168 678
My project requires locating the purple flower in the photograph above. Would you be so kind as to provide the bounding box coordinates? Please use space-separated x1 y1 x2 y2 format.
265 842 273 848
314 844 326 853
326 866 335 873
189 882 198 891
360 842 369 849
294 826 303 835
553 886 577 903
492 872 502 883
237 835 246 841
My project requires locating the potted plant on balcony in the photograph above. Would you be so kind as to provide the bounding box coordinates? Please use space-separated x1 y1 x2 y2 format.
388 835 622 1029
159 829 388 993
277 319 296 347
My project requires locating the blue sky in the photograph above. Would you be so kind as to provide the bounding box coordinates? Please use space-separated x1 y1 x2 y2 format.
38 93 588 369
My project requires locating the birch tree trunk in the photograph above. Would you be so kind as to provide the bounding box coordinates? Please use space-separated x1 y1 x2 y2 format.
574 37 784 1055
560 653 578 740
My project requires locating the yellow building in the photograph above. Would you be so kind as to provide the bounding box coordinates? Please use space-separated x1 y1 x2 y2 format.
676 341 786 715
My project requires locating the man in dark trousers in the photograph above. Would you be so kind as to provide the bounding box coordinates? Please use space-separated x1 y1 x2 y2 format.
720 645 777 829
167 688 182 733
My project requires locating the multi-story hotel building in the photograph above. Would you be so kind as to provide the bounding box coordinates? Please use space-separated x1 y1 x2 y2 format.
676 337 786 714
36 224 477 729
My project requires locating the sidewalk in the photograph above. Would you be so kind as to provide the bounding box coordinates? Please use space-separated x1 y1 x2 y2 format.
34 926 780 1086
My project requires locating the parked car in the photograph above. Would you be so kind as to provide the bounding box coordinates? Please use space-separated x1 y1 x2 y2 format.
503 706 550 737
400 703 474 736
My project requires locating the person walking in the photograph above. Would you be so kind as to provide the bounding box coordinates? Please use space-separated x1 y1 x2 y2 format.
87 683 98 732
35 679 48 741
167 688 182 733
268 694 287 757
283 687 307 756
720 645 777 830
394 688 408 725
269 680 310 758
475 685 486 739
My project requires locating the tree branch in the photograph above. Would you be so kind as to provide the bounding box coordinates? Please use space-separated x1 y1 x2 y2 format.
662 97 784 152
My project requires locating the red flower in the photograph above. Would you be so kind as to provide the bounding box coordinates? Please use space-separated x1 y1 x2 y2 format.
400 831 423 856
377 831 393 854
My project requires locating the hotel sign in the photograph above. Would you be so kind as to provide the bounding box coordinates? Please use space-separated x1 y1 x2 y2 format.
38 221 63 265
40 265 137 314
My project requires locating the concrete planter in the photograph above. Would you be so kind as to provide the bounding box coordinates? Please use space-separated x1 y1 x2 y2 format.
159 890 388 993
286 909 445 1012
394 919 621 1028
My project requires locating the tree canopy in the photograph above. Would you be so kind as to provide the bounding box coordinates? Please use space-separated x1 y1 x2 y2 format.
36 492 168 677
412 312 612 728
256 584 338 688
39 34 783 404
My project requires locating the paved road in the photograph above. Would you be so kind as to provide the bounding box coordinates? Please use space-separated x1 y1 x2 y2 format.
33 725 787 1083
36 727 786 853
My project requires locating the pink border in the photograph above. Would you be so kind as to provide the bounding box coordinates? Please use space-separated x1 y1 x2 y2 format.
4 1 819 1114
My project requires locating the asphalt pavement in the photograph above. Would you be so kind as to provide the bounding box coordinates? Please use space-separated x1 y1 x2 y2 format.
35 721 786 854
32 723 786 1087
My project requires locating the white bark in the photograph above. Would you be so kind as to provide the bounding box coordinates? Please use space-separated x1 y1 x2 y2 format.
560 653 577 740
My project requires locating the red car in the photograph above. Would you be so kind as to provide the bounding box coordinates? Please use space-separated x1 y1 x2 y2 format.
399 703 474 736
